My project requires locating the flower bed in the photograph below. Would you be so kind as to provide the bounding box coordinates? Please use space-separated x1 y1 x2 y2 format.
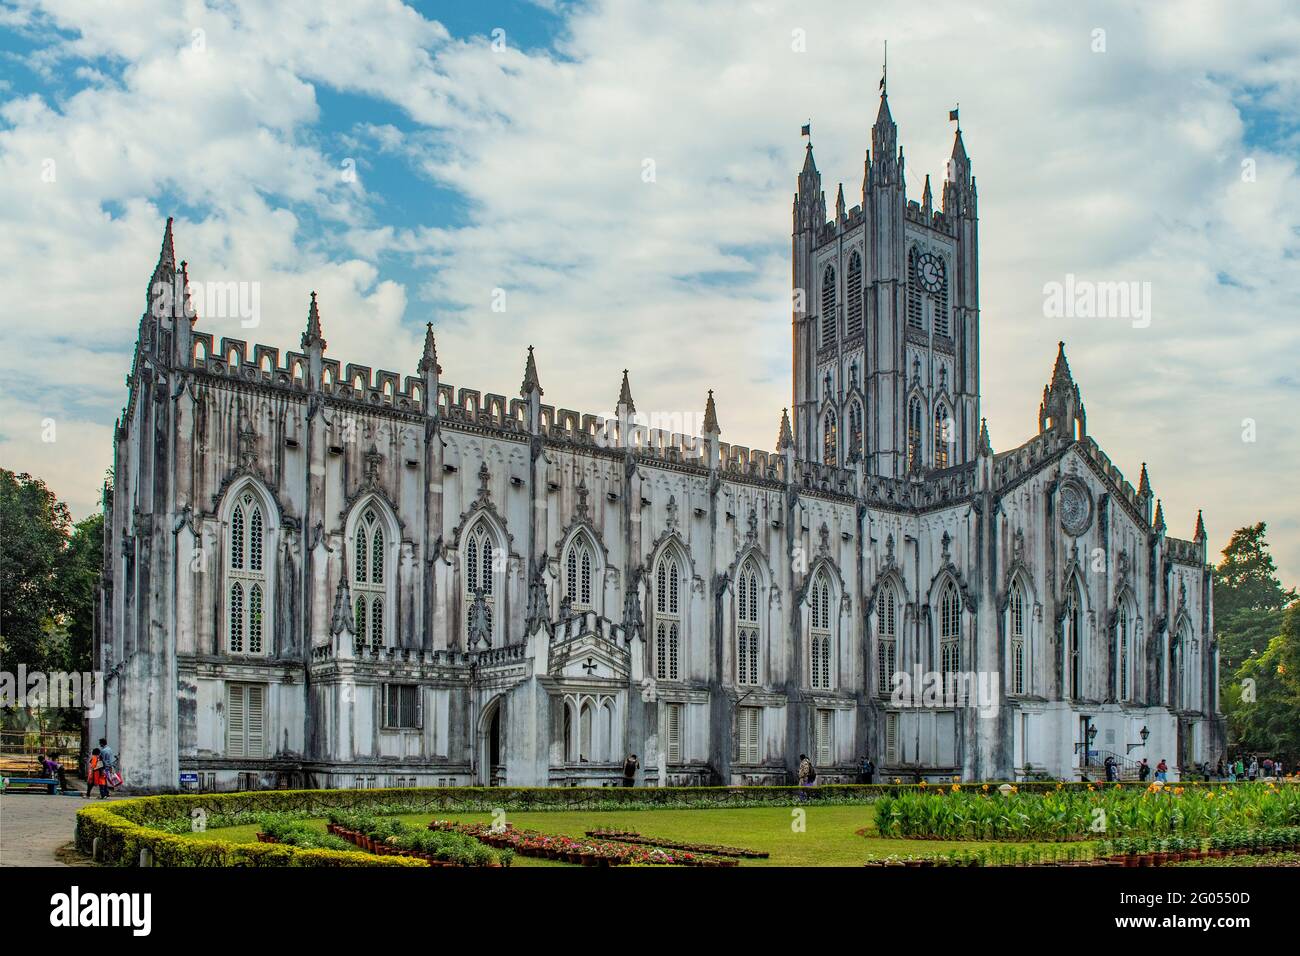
586 829 768 858
429 821 738 867
874 781 1300 841
326 811 509 867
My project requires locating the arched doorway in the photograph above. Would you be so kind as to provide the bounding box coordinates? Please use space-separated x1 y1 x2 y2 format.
479 697 506 786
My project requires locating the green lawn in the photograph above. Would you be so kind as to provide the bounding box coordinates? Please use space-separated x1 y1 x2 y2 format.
180 804 1087 867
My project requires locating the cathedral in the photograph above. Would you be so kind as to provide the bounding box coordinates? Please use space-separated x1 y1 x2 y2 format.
92 90 1222 792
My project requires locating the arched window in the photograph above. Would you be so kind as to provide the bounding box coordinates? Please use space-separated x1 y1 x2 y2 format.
1065 580 1082 700
933 404 951 469
579 700 593 762
654 548 683 681
848 399 864 462
809 570 833 690
907 397 923 471
935 264 951 337
906 247 924 331
822 411 838 466
876 584 897 696
820 264 837 346
736 559 761 686
464 520 496 645
846 250 863 336
226 490 268 656
1009 580 1026 695
352 507 386 650
939 580 960 676
1117 598 1131 701
564 534 595 611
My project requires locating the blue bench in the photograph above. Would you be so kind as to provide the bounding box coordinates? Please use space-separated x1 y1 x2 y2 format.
1 776 64 795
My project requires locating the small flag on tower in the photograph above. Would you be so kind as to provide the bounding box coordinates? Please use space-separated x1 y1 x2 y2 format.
949 107 959 123
801 123 811 138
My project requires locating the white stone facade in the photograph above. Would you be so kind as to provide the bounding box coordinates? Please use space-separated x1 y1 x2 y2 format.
93 95 1222 792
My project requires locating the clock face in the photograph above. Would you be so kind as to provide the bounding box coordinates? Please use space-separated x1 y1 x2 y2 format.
917 252 945 294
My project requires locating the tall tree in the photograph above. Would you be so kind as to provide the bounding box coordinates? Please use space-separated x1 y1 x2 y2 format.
1214 522 1296 673
0 470 73 671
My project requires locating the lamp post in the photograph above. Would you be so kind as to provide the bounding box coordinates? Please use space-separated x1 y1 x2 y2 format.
1128 724 1149 754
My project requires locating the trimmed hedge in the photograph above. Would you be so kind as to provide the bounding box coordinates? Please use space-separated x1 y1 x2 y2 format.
101 780 1164 824
75 801 425 868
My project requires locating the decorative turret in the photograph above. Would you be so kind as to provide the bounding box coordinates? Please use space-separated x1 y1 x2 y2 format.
835 182 846 223
616 368 635 415
778 407 795 475
147 217 177 309
921 173 933 217
794 139 826 232
1038 341 1086 439
616 368 636 449
1136 461 1153 524
1194 509 1206 542
702 389 721 469
869 90 901 187
977 417 993 457
172 258 194 367
777 407 793 451
520 345 543 398
330 567 356 658
942 127 976 219
1153 499 1166 534
301 291 326 390
703 389 720 436
521 345 543 434
418 322 441 414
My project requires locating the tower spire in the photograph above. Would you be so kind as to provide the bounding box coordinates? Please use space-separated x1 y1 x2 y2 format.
1194 509 1206 541
1153 499 1166 533
616 368 635 414
418 322 440 375
777 407 793 450
520 345 543 397
1138 462 1151 498
301 291 326 351
978 417 992 457
703 389 720 436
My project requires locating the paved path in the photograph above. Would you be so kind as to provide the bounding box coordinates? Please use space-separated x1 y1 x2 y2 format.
0 787 103 866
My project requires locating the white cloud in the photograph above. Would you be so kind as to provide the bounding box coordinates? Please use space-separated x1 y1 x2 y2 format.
1 0 1298 581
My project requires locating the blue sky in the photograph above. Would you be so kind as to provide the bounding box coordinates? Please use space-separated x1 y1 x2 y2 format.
1 0 1298 583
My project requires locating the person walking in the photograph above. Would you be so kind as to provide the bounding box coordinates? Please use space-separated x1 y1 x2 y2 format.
1215 757 1225 780
1104 755 1117 782
86 748 109 798
1248 757 1259 782
621 753 639 788
1137 758 1150 782
1155 759 1168 783
797 753 816 799
1263 757 1274 779
98 737 118 790
1235 757 1245 780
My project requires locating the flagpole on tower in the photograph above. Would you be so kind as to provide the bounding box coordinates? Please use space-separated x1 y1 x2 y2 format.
881 39 887 95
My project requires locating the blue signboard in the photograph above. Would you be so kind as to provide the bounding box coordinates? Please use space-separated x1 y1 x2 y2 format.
179 772 199 785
